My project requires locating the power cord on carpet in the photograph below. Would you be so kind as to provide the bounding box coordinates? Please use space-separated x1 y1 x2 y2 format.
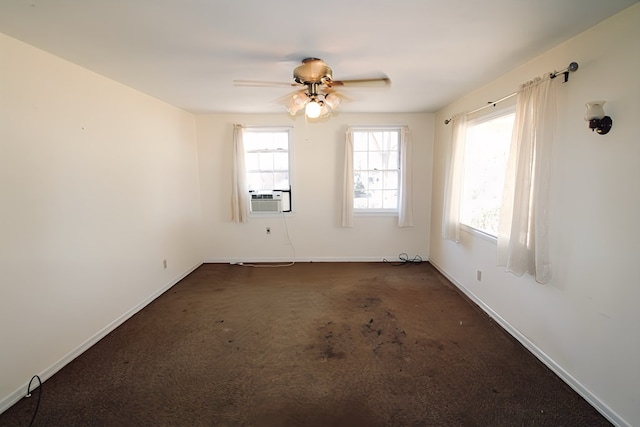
383 253 423 266
26 374 41 427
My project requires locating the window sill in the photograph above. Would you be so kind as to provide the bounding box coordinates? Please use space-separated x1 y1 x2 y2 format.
460 223 497 243
249 211 293 218
354 210 398 217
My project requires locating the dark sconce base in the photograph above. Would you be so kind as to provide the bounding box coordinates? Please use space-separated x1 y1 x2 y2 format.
588 116 613 135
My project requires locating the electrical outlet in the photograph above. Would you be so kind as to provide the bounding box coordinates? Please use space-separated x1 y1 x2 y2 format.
266 227 271 235
163 259 167 269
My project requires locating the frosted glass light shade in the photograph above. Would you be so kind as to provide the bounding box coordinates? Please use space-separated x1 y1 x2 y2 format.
324 93 341 110
305 101 321 118
292 91 309 107
286 91 309 115
286 101 302 115
585 101 606 121
319 103 331 117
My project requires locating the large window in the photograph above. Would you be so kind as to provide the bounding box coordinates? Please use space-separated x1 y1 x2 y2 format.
243 127 292 212
460 108 515 236
352 128 400 211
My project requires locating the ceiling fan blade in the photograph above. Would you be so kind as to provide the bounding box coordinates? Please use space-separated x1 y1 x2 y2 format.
329 90 353 103
328 77 391 88
233 80 302 88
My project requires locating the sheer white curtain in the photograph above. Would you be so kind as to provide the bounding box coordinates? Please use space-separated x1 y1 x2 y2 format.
398 126 413 227
231 124 249 223
497 74 556 284
341 129 354 228
441 114 467 242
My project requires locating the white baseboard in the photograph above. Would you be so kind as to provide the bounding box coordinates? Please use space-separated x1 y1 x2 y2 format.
428 259 628 427
204 256 411 263
0 261 202 416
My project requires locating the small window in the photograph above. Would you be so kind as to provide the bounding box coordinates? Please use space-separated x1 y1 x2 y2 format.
243 127 292 212
460 108 515 237
352 128 401 212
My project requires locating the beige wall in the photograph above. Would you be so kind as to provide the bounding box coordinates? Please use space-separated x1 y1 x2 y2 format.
0 34 203 411
196 112 433 262
430 4 640 426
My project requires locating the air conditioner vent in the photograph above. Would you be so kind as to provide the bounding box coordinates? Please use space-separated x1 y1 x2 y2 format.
250 192 283 213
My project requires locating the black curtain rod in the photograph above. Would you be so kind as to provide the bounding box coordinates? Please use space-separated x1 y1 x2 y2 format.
444 62 579 124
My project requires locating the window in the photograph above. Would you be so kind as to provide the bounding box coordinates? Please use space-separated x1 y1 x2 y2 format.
460 108 515 236
352 128 401 211
243 127 292 212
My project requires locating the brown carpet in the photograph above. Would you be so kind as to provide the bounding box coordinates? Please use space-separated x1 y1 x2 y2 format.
1 262 610 426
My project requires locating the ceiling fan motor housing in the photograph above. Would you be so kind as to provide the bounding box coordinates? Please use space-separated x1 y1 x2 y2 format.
294 58 333 84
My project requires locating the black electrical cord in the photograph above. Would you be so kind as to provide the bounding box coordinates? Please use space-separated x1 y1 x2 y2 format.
26 375 41 427
383 253 423 266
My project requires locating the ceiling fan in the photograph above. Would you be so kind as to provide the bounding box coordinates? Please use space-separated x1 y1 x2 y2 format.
234 58 391 119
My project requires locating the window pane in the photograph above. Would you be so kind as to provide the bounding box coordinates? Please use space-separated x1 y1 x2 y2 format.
368 171 382 189
353 152 368 170
382 190 398 209
259 173 275 189
244 134 267 151
258 153 273 171
460 111 514 236
387 151 399 169
368 190 383 209
272 132 289 150
260 134 275 150
353 133 369 151
383 171 398 190
243 128 291 194
352 128 401 211
273 152 288 171
245 153 259 171
355 173 368 198
354 196 368 209
385 133 399 151
247 172 262 191
368 151 383 170
273 172 289 190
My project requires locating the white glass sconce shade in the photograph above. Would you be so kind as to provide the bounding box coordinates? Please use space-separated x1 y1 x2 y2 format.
585 101 606 120
584 100 612 135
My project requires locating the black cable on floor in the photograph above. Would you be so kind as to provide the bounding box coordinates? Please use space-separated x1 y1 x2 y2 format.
26 375 41 427
383 253 423 266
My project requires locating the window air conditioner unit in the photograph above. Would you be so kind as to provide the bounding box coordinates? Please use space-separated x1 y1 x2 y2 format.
250 192 282 213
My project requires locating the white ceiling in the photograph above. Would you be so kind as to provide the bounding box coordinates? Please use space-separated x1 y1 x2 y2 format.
0 0 637 114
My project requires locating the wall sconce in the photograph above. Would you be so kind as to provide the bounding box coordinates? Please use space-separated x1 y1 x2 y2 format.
584 101 613 135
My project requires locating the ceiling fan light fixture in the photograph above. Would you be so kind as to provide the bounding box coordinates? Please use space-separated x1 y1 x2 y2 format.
286 100 302 115
324 92 341 110
305 100 322 119
286 91 309 115
236 58 389 119
292 91 309 107
286 104 300 115
319 103 331 117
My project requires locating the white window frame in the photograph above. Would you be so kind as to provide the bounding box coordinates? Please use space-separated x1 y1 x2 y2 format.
351 126 402 215
243 126 293 214
460 106 515 239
